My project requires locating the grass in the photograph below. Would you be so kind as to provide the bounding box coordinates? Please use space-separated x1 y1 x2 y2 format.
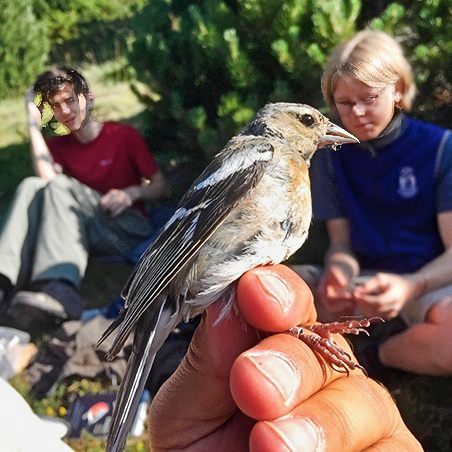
394 375 452 451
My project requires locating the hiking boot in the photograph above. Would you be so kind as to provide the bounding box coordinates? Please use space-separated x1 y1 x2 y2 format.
7 280 84 332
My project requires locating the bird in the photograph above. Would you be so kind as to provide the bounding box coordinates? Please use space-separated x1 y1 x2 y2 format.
98 102 362 451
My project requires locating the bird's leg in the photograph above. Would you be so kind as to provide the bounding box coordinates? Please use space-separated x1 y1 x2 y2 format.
287 318 382 374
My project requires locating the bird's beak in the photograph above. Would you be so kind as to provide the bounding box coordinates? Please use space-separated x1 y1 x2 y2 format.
321 123 359 148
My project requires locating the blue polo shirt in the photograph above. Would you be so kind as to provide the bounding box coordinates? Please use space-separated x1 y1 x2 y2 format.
311 114 452 273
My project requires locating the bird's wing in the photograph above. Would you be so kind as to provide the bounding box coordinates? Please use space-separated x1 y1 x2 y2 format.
101 136 274 354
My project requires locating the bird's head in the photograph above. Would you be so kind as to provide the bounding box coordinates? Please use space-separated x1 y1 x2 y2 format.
241 102 358 164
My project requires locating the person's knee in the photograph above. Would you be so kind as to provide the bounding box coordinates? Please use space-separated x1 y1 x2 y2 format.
43 174 79 203
431 332 452 373
423 299 452 373
16 176 47 194
45 174 70 191
425 297 452 324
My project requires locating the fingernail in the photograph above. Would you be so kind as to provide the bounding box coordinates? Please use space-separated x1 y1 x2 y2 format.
244 351 299 403
254 270 293 313
263 417 321 451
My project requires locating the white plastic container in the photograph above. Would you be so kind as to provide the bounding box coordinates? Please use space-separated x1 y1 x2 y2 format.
130 389 150 437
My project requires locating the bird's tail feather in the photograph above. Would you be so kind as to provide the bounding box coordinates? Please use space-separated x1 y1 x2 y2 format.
106 300 176 452
97 307 127 350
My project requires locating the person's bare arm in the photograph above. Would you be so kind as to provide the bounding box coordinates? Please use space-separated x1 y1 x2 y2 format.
99 171 172 217
123 171 172 203
324 217 360 279
25 88 59 180
315 218 360 319
416 211 452 290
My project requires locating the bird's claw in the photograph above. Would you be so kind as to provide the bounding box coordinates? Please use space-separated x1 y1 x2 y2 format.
287 317 381 374
305 317 383 337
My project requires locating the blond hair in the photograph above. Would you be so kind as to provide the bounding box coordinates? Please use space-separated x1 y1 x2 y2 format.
321 30 416 115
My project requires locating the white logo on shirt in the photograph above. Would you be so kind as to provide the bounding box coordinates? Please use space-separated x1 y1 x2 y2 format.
99 159 113 167
397 166 418 198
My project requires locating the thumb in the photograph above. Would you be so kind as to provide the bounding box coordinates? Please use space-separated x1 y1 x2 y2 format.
149 302 258 447
188 302 260 377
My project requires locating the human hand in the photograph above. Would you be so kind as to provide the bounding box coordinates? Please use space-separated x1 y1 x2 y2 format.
25 86 36 105
317 264 356 318
25 87 42 127
352 272 422 319
99 188 137 217
148 265 421 451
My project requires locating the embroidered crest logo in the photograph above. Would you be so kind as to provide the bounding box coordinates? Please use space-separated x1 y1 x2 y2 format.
397 166 418 198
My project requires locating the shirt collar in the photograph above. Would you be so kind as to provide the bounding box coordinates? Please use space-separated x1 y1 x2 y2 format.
366 110 407 150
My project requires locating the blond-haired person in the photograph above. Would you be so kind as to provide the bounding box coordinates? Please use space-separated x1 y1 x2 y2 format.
294 30 452 376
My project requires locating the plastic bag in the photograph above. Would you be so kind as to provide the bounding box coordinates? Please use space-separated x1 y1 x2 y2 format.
0 326 33 380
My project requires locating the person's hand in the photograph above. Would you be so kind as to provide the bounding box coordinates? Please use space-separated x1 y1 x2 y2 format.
25 86 36 105
317 264 356 318
352 272 422 319
25 87 42 127
99 187 139 217
148 265 421 451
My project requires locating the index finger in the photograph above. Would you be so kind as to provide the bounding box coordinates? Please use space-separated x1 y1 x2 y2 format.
230 331 351 420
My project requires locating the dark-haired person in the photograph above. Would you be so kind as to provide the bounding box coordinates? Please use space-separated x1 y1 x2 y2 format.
0 67 171 331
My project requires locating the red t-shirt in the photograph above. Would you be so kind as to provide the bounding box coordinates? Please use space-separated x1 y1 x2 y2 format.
48 122 159 194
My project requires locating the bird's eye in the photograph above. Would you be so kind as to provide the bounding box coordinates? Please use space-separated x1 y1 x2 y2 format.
300 114 314 127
